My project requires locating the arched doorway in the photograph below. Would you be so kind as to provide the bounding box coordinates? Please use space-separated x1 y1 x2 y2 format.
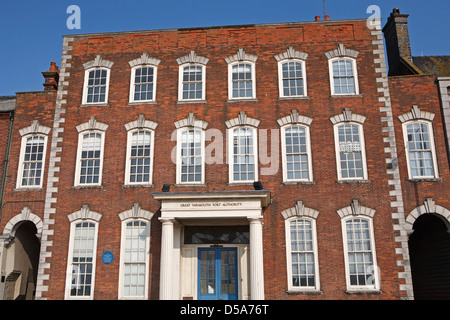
3 221 41 300
408 213 450 299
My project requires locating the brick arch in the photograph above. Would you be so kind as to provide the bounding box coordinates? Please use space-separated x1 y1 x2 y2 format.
3 206 43 240
405 198 450 234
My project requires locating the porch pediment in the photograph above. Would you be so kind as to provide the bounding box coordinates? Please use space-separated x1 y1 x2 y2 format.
151 190 270 220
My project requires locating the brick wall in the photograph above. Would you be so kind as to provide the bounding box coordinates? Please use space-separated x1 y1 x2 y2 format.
1 19 422 300
389 75 450 215
0 91 56 227
0 112 12 206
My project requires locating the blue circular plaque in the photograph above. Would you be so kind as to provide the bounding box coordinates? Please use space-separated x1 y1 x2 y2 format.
102 251 114 264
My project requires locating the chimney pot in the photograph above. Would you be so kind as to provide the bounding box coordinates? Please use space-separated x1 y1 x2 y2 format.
42 62 60 91
315 16 320 21
49 61 59 73
325 15 330 21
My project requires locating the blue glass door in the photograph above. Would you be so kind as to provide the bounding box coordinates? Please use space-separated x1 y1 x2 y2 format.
198 248 238 300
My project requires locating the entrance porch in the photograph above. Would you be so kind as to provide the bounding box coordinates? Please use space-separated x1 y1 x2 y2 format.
151 190 270 300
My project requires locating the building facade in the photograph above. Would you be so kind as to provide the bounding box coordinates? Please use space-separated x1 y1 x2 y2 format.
0 9 449 300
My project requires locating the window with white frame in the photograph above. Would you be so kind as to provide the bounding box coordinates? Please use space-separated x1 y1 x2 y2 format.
282 201 320 292
128 53 160 103
16 120 50 189
278 60 307 97
125 129 154 185
118 204 153 300
76 132 104 185
177 129 204 184
74 117 108 187
130 66 156 102
66 220 98 299
84 68 109 104
334 123 367 180
229 127 258 183
329 58 359 95
17 135 47 188
403 120 438 179
286 217 319 290
225 49 258 101
176 51 209 102
174 114 208 185
179 64 205 101
230 63 255 99
342 216 379 291
119 220 150 299
82 55 113 105
281 125 312 182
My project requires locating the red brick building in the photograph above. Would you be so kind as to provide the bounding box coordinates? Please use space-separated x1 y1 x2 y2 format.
0 9 448 300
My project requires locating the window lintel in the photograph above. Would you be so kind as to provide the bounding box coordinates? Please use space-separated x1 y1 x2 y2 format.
19 120 51 137
277 110 312 127
274 46 308 61
337 200 376 219
225 48 258 64
125 114 158 131
325 44 359 59
76 116 109 133
128 52 161 68
225 111 260 129
176 51 209 65
83 55 114 70
330 108 366 125
398 105 435 123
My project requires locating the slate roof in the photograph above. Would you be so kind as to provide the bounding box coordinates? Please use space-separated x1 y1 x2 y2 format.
0 96 16 112
412 56 450 77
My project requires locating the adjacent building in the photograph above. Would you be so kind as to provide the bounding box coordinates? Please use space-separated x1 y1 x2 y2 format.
0 8 448 300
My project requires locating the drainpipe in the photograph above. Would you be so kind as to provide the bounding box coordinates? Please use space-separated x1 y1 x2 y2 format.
0 110 14 222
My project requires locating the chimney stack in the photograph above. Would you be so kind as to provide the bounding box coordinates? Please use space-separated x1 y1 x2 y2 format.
42 62 60 91
382 8 413 76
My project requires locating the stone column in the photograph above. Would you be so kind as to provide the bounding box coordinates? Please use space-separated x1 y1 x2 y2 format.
249 216 264 300
159 218 174 300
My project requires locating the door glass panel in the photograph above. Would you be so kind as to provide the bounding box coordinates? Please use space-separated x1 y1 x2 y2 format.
198 248 238 300
220 250 237 295
199 250 216 295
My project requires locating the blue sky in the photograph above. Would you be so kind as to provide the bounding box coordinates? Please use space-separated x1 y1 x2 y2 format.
0 0 448 96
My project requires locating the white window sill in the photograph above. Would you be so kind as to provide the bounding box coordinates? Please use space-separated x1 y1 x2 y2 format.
177 100 207 104
227 182 255 186
278 96 310 101
72 185 103 189
122 184 154 188
336 179 370 184
227 98 258 103
345 289 382 295
128 101 157 106
14 187 44 192
79 103 109 108
407 178 442 182
331 94 363 98
286 289 322 295
282 181 315 185
173 183 207 187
